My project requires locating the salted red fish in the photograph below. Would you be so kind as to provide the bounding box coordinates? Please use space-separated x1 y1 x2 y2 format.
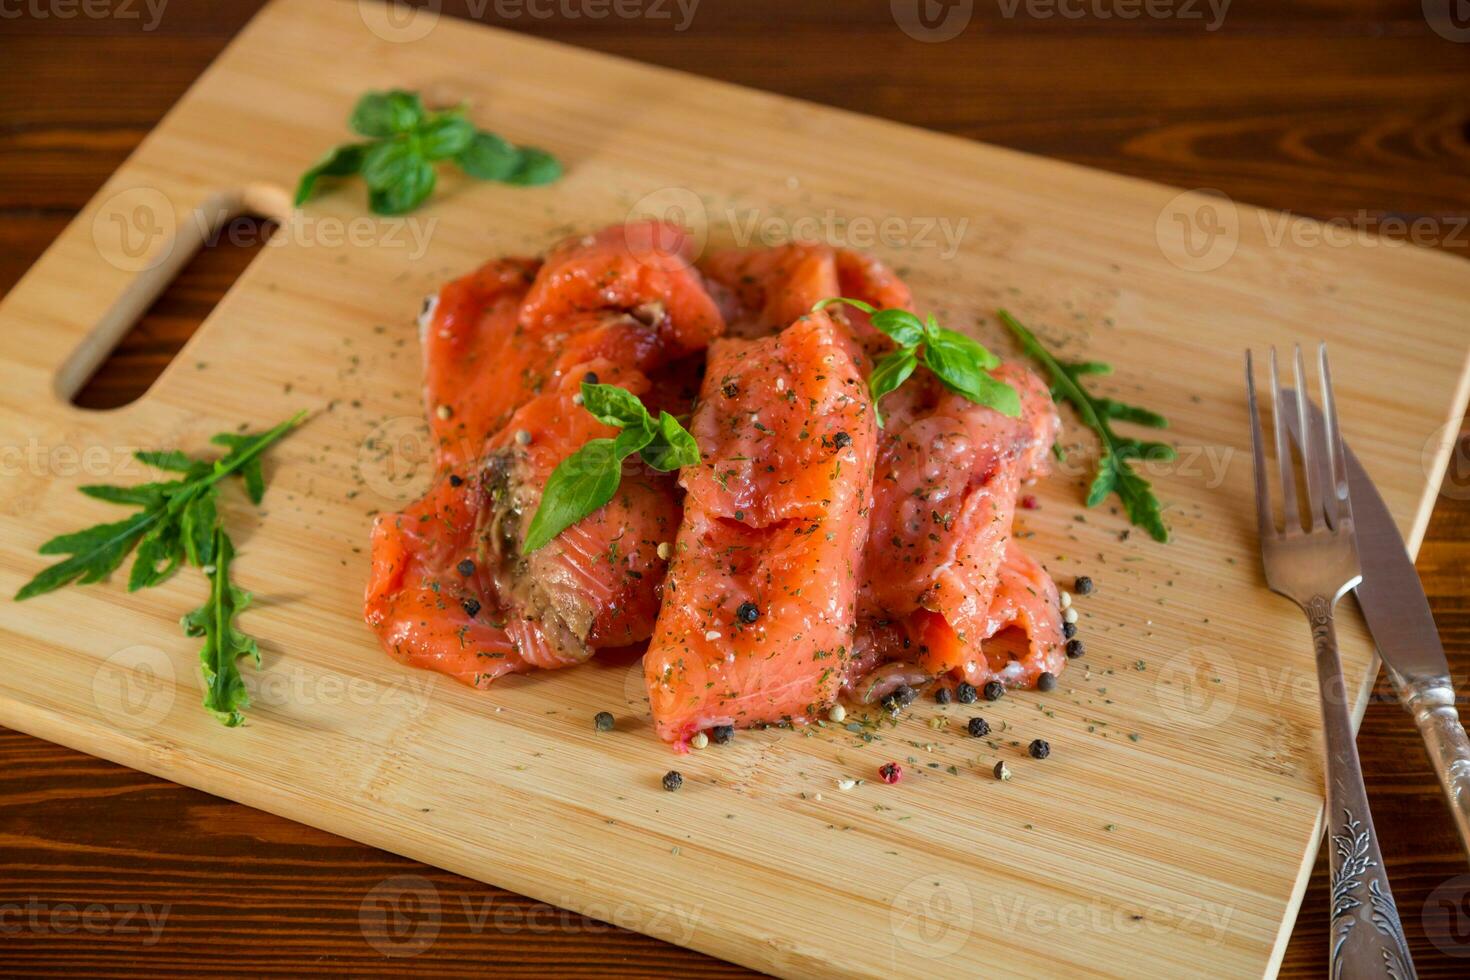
365 223 724 687
643 310 877 743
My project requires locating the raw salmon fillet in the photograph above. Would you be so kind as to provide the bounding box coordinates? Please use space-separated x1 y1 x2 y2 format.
365 223 723 686
643 310 877 744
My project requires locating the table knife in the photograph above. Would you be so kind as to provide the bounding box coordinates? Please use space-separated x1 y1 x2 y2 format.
1289 395 1470 858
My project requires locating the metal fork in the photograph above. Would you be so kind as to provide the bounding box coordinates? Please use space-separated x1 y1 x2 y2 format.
1245 345 1416 980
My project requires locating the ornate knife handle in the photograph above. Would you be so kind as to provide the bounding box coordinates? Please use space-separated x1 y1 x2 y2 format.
1392 671 1470 861
1306 596 1416 980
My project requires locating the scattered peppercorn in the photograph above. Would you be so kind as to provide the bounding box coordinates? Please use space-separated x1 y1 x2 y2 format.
736 601 760 624
583 371 599 385
722 382 739 398
456 558 476 576
878 762 902 784
514 429 533 446
461 597 481 617
935 687 953 705
833 431 852 449
711 724 735 745
1029 739 1051 760
828 704 847 723
1062 621 1077 639
967 717 990 737
993 761 1012 781
690 731 709 749
594 711 615 732
1065 638 1085 659
662 770 683 792
1037 671 1057 692
1019 494 1039 510
448 473 464 487
1074 575 1094 595
882 684 918 713
983 680 1004 702
956 682 978 705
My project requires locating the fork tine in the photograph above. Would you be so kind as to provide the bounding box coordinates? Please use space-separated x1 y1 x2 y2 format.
1245 350 1275 538
1294 344 1324 529
1319 343 1352 531
1269 348 1299 532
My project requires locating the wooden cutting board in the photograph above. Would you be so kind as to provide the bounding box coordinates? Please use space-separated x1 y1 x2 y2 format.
1 1 1467 976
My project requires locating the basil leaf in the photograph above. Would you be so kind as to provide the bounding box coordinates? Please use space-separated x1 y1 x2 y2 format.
522 439 624 553
505 147 563 186
456 131 520 180
868 348 918 426
870 309 926 347
641 412 701 471
361 138 420 191
294 142 370 206
350 90 424 138
928 326 1000 371
582 382 651 430
369 158 437 215
418 114 476 160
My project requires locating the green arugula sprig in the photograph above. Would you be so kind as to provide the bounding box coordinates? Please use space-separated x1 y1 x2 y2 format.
15 412 305 725
814 297 1020 425
1000 310 1173 542
296 90 562 216
523 384 700 553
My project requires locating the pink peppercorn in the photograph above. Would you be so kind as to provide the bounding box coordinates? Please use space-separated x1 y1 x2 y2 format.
1019 494 1039 510
878 762 902 784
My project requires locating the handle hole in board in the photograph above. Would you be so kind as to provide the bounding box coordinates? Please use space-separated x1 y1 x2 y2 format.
60 186 289 409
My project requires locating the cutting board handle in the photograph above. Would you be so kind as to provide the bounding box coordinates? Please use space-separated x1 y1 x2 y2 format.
0 180 291 409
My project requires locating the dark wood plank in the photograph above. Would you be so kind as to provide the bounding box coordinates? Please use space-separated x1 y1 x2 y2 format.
1 0 1468 975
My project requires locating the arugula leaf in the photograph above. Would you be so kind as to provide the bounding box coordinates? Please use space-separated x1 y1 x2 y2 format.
523 384 700 553
813 297 1018 424
999 310 1174 542
296 89 563 213
183 528 260 727
15 511 161 601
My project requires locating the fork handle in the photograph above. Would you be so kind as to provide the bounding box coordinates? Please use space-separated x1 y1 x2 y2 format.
1392 670 1470 861
1307 596 1416 980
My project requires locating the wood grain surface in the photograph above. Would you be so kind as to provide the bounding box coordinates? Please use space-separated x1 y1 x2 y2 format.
1 1 1467 976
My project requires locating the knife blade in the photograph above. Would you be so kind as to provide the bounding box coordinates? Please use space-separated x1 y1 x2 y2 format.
1286 392 1470 860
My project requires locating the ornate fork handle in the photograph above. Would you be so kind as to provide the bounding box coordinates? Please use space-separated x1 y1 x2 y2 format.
1307 596 1416 980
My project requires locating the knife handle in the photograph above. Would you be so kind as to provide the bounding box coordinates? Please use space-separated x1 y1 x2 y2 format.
1395 672 1470 860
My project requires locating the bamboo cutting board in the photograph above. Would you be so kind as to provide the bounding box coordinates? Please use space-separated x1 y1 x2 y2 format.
1 1 1467 976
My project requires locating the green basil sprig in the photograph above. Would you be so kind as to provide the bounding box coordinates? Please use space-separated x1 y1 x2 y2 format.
814 297 1020 425
295 89 562 216
522 384 699 553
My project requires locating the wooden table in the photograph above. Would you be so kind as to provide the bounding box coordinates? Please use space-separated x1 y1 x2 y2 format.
2 1 1467 975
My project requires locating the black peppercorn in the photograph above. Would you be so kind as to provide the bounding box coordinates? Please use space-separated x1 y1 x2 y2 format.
1037 671 1057 692
711 724 735 745
1028 739 1051 760
460 597 481 617
448 473 464 487
967 717 990 737
1073 575 1094 595
956 682 978 705
1062 621 1077 639
1065 638 1085 659
935 687 953 705
662 770 683 791
722 382 739 398
583 371 599 385
882 684 918 713
983 680 1004 702
594 711 615 732
736 601 760 624
833 431 852 449
456 558 475 576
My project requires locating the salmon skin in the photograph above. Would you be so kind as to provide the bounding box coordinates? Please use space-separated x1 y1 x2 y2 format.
365 223 724 686
643 310 877 744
